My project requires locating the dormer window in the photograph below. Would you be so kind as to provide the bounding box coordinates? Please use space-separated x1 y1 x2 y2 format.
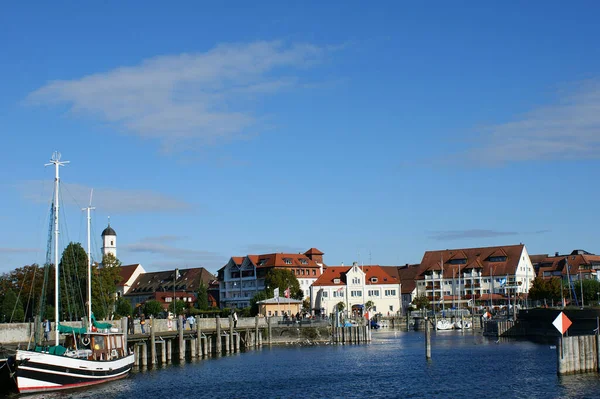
299 259 308 265
449 258 467 265
258 259 268 266
334 278 340 284
283 258 292 265
370 277 378 283
487 256 507 263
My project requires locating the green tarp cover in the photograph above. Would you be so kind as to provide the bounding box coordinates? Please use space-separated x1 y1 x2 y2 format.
91 313 112 329
57 324 87 334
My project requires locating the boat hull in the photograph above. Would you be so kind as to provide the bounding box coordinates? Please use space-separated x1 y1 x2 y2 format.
15 349 135 394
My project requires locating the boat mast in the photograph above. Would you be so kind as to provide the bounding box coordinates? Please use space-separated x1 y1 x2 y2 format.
45 151 69 346
83 190 95 329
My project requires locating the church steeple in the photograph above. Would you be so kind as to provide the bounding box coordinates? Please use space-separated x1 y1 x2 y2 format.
101 217 117 258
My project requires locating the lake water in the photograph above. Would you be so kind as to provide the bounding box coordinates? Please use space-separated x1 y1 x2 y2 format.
14 330 600 399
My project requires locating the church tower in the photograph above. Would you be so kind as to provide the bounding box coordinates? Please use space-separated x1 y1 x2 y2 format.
101 218 117 259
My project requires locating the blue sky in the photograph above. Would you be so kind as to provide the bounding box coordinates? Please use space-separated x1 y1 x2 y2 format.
1 1 600 274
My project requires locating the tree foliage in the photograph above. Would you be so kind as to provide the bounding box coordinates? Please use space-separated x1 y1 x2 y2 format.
196 281 209 310
0 264 49 321
169 299 187 316
1 288 25 322
528 277 563 303
250 291 268 316
59 242 88 321
143 300 164 317
412 294 430 310
114 297 132 318
264 269 303 300
91 254 122 320
335 301 345 312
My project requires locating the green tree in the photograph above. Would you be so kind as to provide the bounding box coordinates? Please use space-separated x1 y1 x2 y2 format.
250 291 268 316
264 269 302 300
412 294 430 310
59 242 88 321
143 300 164 317
91 254 122 320
0 264 48 321
114 297 132 317
335 301 345 312
169 299 186 316
580 279 600 305
1 288 25 322
302 298 311 312
196 281 209 310
529 277 563 304
364 300 374 312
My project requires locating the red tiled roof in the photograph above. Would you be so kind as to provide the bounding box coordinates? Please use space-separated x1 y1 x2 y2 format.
417 244 526 280
231 257 244 266
304 248 324 255
249 253 320 269
534 253 600 278
117 264 140 287
312 265 398 286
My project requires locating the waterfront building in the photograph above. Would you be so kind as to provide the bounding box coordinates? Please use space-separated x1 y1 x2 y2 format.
310 262 401 317
218 248 325 310
256 297 302 317
415 244 535 310
531 249 600 281
116 263 146 298
381 264 421 314
123 267 216 311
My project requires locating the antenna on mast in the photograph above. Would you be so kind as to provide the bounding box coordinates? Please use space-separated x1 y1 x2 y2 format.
45 151 69 346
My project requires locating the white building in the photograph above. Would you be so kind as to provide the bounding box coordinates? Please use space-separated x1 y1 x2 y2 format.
101 221 117 258
218 248 325 309
414 244 535 309
311 263 402 317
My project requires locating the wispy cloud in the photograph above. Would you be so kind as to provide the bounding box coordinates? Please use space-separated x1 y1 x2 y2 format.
467 79 600 164
428 229 518 241
121 241 221 261
27 41 330 152
239 244 307 255
0 247 42 254
17 180 192 213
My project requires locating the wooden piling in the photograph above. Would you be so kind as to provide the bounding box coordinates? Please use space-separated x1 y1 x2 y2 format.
141 342 148 368
216 316 222 354
121 318 128 350
229 314 234 352
195 316 201 357
150 316 156 366
425 317 431 360
178 315 185 361
255 316 259 347
267 317 272 345
166 339 172 363
160 341 166 364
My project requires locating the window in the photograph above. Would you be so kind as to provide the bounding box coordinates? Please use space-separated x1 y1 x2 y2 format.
283 258 292 265
370 277 378 283
258 259 268 266
351 290 362 297
368 290 379 297
300 259 308 265
111 240 114 246
384 289 396 296
301 269 305 275
334 278 340 284
352 277 361 284
268 311 272 316
488 256 507 262
312 269 316 276
322 291 328 298
389 305 394 311
165 297 172 302
449 258 467 265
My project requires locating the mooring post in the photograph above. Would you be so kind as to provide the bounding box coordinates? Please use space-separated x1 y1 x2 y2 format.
150 315 156 366
178 315 185 361
216 316 222 354
229 314 234 352
195 316 201 357
425 316 431 360
166 339 172 363
121 317 128 350
141 342 148 368
267 316 272 345
255 316 259 347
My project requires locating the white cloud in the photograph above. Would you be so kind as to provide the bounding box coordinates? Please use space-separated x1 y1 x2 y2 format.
17 180 192 213
27 41 328 152
468 79 600 163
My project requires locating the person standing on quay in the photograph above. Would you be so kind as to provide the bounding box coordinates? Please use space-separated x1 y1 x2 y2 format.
140 314 146 334
43 318 51 342
127 315 134 335
233 311 238 328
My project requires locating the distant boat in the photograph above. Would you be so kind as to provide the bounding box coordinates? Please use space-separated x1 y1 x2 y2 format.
454 319 472 329
436 319 453 330
13 152 135 394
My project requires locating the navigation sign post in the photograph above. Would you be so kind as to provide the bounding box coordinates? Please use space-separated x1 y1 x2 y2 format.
553 311 572 360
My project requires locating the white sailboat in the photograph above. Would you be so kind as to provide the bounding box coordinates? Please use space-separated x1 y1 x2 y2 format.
14 152 135 394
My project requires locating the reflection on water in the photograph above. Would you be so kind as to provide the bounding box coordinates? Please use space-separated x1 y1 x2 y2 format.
12 331 600 399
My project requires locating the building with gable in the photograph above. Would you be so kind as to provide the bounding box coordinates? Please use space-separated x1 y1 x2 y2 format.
116 264 146 298
531 249 600 281
381 264 421 314
415 244 535 309
310 262 401 316
218 248 325 310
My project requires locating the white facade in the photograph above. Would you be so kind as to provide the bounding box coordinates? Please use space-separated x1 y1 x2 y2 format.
311 263 402 316
415 246 536 304
220 258 259 309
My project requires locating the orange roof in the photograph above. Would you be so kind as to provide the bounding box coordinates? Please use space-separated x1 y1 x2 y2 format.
417 244 525 280
304 248 324 256
117 264 141 287
249 253 320 269
312 265 398 286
